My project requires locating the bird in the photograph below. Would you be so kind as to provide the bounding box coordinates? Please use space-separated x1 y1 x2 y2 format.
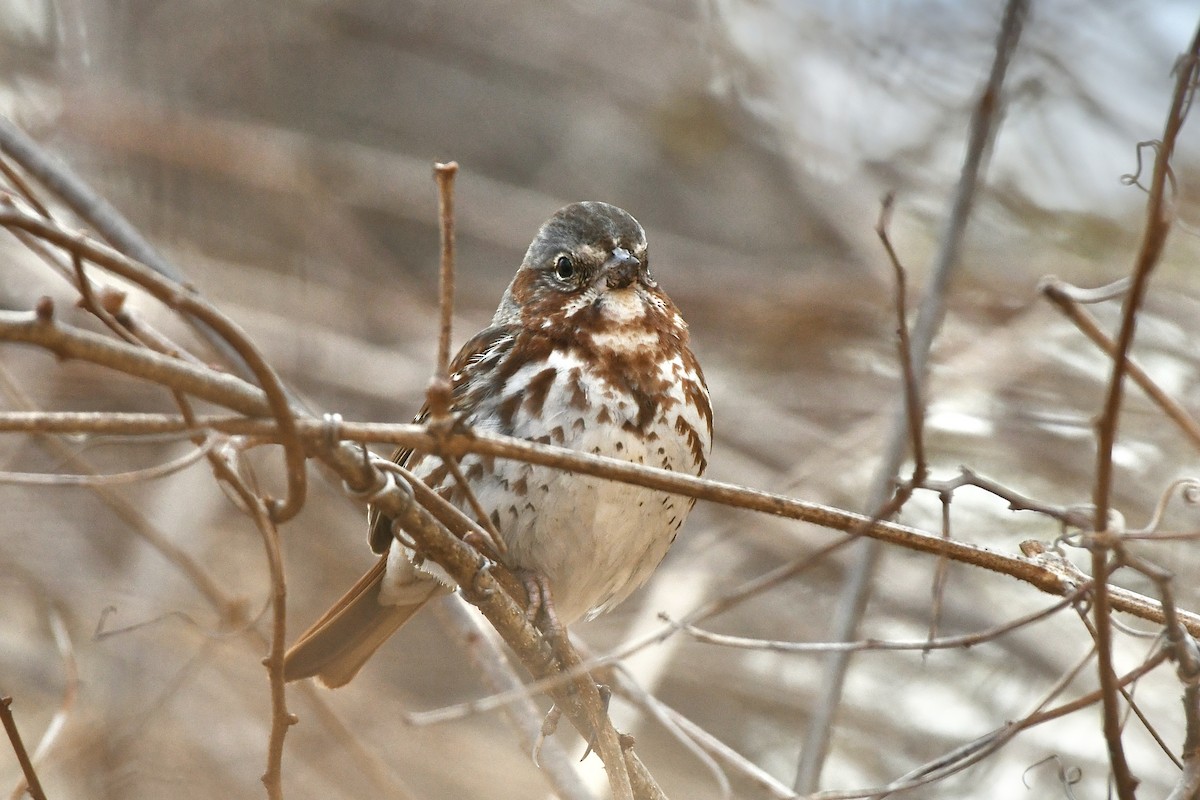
283 201 713 688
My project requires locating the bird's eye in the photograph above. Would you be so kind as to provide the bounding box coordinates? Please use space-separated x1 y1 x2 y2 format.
553 255 576 282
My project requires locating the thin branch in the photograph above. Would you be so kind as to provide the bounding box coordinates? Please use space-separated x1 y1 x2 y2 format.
70 251 140 346
0 115 181 282
1119 551 1200 769
402 540 851 729
0 306 270 416
1041 277 1200 450
386 460 507 559
1073 603 1182 769
430 599 594 800
438 457 507 555
1090 23 1200 797
0 368 237 619
0 151 51 218
3 408 1200 638
423 161 509 571
433 161 458 385
928 486 953 644
317 445 659 799
0 401 1074 594
0 436 215 486
205 446 295 800
10 608 78 800
674 588 1084 654
1132 479 1200 537
882 645 1168 798
611 669 797 800
796 0 1029 789
804 648 1169 800
0 113 270 385
922 466 1094 530
0 201 308 523
875 191 926 482
0 698 47 800
609 667 733 800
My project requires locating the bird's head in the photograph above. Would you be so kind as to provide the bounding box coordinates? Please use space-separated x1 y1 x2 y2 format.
496 202 682 348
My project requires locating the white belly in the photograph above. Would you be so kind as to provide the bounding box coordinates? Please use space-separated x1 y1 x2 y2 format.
430 349 709 624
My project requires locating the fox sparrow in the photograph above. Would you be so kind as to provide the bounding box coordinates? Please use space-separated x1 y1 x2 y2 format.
284 202 713 687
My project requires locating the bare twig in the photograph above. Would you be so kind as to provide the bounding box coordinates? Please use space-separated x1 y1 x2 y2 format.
0 436 214 485
9 608 78 800
0 151 51 218
674 588 1084 654
922 466 1094 530
320 444 660 799
433 161 458 385
385 461 507 558
928 487 953 644
1041 277 1200 450
543 628 635 800
865 646 1170 798
1128 479 1200 539
1119 552 1200 770
875 191 926 482
430 599 594 800
423 162 507 554
1073 603 1182 769
0 201 308 523
0 113 269 385
0 368 238 619
437 457 507 555
796 2 1029 789
1090 23 1200 797
609 667 733 800
3 406 1200 639
0 698 47 800
800 647 1169 800
205 446 295 800
0 114 180 282
611 669 798 800
402 542 855 729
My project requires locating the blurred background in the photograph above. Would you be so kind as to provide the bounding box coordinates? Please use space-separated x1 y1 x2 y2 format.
2 0 1200 797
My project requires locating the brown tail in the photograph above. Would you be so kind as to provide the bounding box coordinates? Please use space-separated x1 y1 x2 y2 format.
283 557 434 688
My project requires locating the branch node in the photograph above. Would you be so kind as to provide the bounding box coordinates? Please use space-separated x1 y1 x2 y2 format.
426 374 454 422
35 295 54 321
321 412 344 451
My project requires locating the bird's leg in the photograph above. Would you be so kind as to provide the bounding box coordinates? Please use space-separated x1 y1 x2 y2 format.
532 684 612 763
578 684 612 760
531 703 562 766
516 568 566 642
518 569 611 758
515 573 629 760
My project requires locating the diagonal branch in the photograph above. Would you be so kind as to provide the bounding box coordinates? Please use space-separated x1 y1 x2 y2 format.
0 201 308 522
1041 278 1200 450
0 697 47 800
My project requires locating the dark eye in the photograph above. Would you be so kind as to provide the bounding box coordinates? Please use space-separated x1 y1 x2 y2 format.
553 255 575 282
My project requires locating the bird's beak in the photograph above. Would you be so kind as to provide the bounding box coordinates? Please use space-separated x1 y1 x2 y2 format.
602 247 640 290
